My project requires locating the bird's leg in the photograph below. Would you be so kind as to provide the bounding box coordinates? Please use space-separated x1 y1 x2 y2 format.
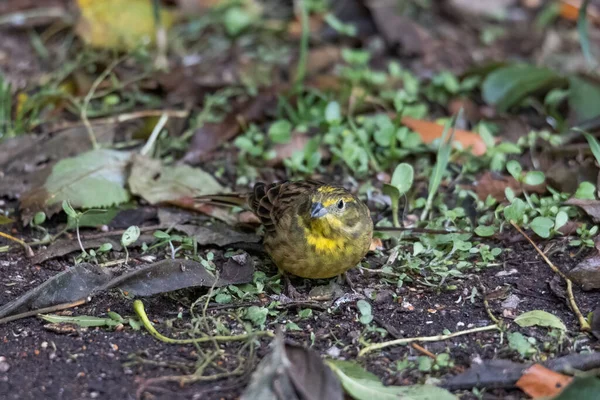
282 271 303 299
339 272 356 293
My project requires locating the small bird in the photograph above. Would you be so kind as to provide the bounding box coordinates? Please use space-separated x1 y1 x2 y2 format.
196 180 373 280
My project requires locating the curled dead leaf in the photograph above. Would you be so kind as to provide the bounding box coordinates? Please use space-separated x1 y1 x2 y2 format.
516 364 572 398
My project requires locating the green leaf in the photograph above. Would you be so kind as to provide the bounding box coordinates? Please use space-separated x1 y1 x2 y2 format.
530 216 554 238
244 306 268 328
504 198 527 223
223 6 254 37
582 131 600 167
554 376 600 400
555 211 568 230
325 101 342 124
32 150 131 213
475 225 496 237
128 154 225 204
357 300 373 325
62 200 78 219
38 314 120 327
482 64 565 112
72 208 120 228
390 163 414 195
514 310 566 331
153 230 171 240
268 120 292 144
121 225 140 247
508 332 536 357
107 311 124 322
524 171 545 186
506 160 522 181
327 360 457 400
33 211 46 226
0 215 14 225
568 77 600 121
574 182 596 200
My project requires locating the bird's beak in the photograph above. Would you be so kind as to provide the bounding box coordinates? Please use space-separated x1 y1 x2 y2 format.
310 202 328 218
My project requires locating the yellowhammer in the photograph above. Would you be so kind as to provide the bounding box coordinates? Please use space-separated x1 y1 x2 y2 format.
196 180 373 280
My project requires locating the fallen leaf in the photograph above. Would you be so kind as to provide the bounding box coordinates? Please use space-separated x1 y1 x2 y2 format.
0 263 113 319
514 310 567 331
1 256 254 319
569 245 600 291
482 64 567 112
101 257 254 296
183 91 278 165
173 223 260 247
516 364 572 398
128 154 225 204
0 124 115 200
364 0 433 57
369 237 383 252
241 333 343 400
328 360 457 400
39 314 121 328
401 116 487 156
466 171 546 201
564 198 600 222
559 0 600 23
75 0 175 51
266 132 330 167
19 149 131 223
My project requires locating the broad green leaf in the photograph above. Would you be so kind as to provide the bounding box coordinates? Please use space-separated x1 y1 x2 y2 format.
390 163 414 195
33 212 46 226
39 314 120 327
244 306 268 328
69 207 120 228
153 230 171 239
121 225 140 247
554 211 568 230
554 376 600 400
504 198 527 223
508 332 536 357
223 6 255 37
574 182 596 200
514 310 566 331
506 160 522 180
475 225 496 237
523 171 545 186
482 64 565 112
357 300 372 325
23 149 131 219
268 120 292 144
327 360 457 400
569 77 600 121
325 101 342 124
128 154 225 204
530 216 554 238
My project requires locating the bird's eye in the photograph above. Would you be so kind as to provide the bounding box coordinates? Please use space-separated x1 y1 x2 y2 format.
337 199 345 209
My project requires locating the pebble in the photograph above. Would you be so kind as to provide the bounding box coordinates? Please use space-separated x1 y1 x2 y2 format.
0 356 10 373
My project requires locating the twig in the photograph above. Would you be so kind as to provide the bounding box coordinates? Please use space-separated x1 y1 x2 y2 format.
510 221 590 332
0 231 34 257
0 298 88 325
140 113 168 156
358 324 499 357
47 109 189 133
478 280 501 325
411 343 436 359
81 57 125 149
133 300 274 344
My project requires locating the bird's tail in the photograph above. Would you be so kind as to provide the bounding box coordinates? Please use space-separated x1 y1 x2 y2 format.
193 192 250 209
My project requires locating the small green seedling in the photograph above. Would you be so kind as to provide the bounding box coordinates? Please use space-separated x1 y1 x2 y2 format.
383 163 414 227
121 225 140 265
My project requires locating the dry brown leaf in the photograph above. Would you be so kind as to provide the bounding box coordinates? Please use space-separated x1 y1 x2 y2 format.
369 237 383 252
183 90 278 165
464 172 546 201
516 364 572 398
401 116 487 156
559 0 600 23
564 198 600 223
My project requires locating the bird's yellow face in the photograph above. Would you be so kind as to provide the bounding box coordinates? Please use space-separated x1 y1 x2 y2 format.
298 185 372 254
